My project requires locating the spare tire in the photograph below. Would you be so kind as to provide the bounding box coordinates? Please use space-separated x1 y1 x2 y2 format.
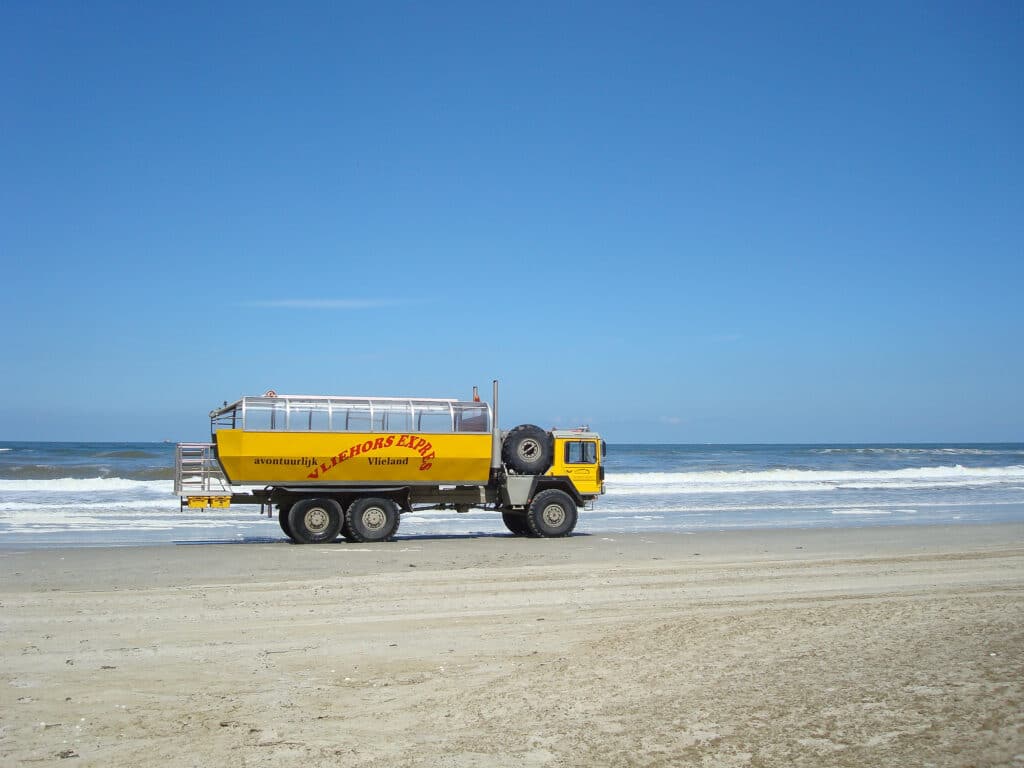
502 424 553 474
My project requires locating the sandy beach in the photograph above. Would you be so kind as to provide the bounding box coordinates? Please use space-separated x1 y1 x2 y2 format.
2 524 1022 767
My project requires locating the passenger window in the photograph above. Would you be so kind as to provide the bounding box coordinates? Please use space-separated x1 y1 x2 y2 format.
565 441 597 464
287 402 330 431
245 400 287 431
343 404 373 432
384 407 411 432
455 405 489 433
415 404 453 433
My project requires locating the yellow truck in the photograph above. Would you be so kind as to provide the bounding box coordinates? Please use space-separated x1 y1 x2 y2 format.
174 382 605 542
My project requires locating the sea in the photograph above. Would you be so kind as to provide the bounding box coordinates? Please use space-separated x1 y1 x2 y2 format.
1 441 1023 548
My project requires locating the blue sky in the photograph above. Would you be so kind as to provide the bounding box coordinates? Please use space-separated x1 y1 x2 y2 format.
1 2 1021 443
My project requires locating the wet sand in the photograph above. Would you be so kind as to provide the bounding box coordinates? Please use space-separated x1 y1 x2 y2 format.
2 524 1022 767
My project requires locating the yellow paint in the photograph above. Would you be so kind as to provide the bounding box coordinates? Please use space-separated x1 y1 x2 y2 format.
214 429 493 484
186 496 232 509
549 437 603 495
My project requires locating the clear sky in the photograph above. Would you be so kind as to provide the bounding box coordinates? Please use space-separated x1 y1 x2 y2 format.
1 2 1021 443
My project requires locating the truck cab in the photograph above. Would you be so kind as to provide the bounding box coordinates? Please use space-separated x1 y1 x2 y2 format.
549 430 605 497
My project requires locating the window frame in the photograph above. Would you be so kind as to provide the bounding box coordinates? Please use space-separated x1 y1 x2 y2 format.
564 440 598 465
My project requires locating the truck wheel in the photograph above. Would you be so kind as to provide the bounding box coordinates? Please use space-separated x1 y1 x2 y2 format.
501 511 531 536
340 516 358 543
278 504 296 541
288 498 343 544
526 489 577 538
502 424 553 474
346 497 400 543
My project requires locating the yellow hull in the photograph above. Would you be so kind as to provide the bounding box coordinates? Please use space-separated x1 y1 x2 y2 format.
215 429 492 485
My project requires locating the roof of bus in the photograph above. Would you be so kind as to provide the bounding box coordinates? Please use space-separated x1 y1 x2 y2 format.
210 394 484 418
551 429 601 439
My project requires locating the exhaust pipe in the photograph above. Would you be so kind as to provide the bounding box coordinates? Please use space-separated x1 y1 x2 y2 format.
490 379 502 474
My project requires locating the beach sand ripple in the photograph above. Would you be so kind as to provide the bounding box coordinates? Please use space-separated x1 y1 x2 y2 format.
1 525 1022 767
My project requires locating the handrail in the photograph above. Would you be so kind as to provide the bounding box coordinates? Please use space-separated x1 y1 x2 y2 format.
210 394 472 418
210 394 492 434
174 443 230 496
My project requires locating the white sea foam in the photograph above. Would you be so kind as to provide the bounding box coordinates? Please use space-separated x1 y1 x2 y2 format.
604 515 666 521
5 466 1020 499
605 465 1024 495
0 478 172 493
830 508 893 515
0 499 181 513
0 505 274 534
813 447 1024 456
1 458 1022 544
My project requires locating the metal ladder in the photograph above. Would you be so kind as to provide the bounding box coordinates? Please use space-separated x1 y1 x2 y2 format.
174 443 231 508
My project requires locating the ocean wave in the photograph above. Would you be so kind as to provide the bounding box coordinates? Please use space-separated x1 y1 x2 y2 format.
0 462 174 481
94 450 163 459
811 447 1024 456
605 465 1024 494
0 498 179 513
0 477 172 493
2 465 1023 497
829 508 894 515
0 465 174 481
1 514 259 533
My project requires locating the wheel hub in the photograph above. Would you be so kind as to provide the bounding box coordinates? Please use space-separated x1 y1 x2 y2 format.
517 439 540 460
304 507 330 534
542 503 565 527
362 506 387 530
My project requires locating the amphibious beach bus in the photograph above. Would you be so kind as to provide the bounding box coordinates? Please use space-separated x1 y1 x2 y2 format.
174 382 605 543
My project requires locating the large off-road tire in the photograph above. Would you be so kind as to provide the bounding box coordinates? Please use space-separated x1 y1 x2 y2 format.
526 489 578 538
340 516 358 543
346 497 400 543
502 424 553 474
288 498 343 544
501 510 532 537
278 504 297 541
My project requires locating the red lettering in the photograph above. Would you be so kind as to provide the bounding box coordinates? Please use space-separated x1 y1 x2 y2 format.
397 435 409 448
362 440 373 453
373 437 385 450
307 468 320 479
350 443 362 457
384 435 395 447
